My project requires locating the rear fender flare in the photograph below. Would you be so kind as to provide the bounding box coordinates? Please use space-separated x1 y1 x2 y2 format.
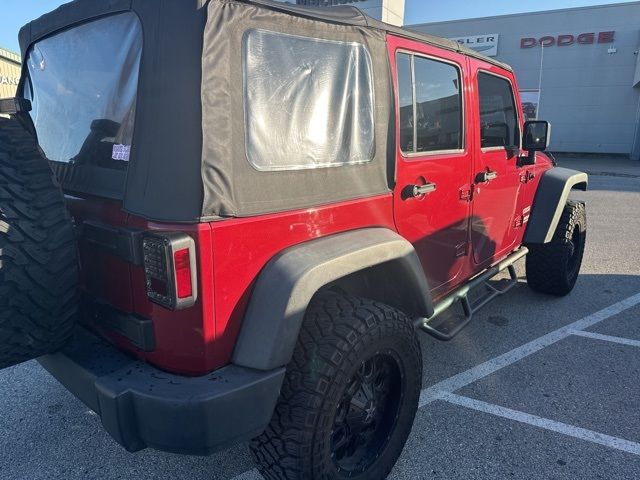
524 167 588 244
232 228 433 371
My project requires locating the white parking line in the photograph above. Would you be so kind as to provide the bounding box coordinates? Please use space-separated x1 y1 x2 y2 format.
419 292 640 406
569 329 640 348
441 393 640 456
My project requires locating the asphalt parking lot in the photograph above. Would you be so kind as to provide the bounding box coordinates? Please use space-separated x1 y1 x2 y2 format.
1 157 639 480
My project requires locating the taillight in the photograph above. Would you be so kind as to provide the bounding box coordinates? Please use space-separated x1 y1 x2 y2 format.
173 248 193 299
142 233 197 310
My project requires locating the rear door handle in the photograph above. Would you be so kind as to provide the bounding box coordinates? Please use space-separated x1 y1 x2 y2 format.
403 182 437 199
477 170 498 183
413 183 437 196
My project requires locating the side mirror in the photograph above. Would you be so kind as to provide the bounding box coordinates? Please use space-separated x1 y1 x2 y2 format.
520 120 551 165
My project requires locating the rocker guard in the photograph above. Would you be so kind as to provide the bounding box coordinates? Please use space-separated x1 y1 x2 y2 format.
38 327 285 455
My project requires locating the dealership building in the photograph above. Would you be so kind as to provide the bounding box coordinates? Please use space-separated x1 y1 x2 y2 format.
0 46 21 99
409 2 640 160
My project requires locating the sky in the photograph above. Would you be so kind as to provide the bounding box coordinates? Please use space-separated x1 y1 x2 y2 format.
0 0 638 53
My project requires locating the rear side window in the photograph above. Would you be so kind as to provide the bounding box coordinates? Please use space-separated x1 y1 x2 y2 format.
396 53 463 155
478 72 519 149
25 13 142 171
243 29 375 171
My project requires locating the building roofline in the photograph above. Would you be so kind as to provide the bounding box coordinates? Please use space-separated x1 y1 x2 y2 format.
0 46 21 65
408 1 640 28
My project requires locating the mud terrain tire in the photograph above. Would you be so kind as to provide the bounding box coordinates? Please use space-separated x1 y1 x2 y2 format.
526 200 586 296
251 294 422 480
0 117 78 369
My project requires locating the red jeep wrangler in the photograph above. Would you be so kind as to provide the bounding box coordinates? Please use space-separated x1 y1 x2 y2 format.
0 1 588 478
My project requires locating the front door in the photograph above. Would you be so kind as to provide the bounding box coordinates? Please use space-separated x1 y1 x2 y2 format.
390 37 473 298
469 61 526 266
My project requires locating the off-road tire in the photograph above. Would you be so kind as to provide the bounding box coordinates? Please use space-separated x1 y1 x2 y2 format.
0 117 78 369
526 200 586 296
250 294 422 480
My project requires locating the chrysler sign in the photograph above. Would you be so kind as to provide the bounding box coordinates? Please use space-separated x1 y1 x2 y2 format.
450 34 499 57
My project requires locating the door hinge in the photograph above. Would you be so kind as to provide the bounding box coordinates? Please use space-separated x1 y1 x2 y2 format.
459 186 473 201
519 170 536 184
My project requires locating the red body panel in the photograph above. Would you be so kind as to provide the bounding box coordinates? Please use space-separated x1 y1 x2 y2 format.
69 198 217 375
70 195 394 375
69 34 553 376
208 195 395 370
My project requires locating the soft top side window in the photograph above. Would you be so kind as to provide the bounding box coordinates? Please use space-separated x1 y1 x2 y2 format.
243 29 375 171
478 72 519 149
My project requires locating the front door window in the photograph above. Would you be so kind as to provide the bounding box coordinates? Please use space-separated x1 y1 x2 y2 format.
478 72 519 150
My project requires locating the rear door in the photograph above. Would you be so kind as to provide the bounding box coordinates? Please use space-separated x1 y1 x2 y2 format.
468 61 527 266
389 36 473 297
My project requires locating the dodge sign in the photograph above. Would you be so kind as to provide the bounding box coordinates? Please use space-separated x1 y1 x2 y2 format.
521 31 615 48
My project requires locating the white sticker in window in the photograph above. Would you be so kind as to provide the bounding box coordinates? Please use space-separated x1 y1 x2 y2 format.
112 144 131 162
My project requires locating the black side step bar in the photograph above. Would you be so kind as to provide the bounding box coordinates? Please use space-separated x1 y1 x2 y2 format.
416 247 529 341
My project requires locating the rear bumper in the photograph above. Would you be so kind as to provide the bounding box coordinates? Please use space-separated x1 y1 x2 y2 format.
38 327 285 455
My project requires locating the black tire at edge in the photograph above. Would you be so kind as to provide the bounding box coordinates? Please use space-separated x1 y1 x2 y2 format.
0 116 78 369
526 200 587 296
250 294 422 480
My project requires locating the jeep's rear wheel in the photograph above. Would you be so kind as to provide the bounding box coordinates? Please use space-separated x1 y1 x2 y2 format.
0 117 78 369
526 200 586 296
250 294 422 480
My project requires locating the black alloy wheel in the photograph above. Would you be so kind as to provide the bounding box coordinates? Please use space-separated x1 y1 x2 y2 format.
331 353 403 475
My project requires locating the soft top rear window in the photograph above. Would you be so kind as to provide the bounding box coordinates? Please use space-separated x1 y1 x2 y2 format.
25 12 142 198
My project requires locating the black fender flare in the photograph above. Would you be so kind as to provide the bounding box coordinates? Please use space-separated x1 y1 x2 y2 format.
232 228 433 371
524 167 588 244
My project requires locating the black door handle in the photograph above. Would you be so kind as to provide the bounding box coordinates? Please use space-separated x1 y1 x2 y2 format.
403 182 437 199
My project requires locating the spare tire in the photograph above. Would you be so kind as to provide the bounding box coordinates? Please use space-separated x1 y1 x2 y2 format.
0 116 78 369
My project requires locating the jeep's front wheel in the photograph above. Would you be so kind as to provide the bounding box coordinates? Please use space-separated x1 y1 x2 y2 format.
526 200 586 296
251 295 422 480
